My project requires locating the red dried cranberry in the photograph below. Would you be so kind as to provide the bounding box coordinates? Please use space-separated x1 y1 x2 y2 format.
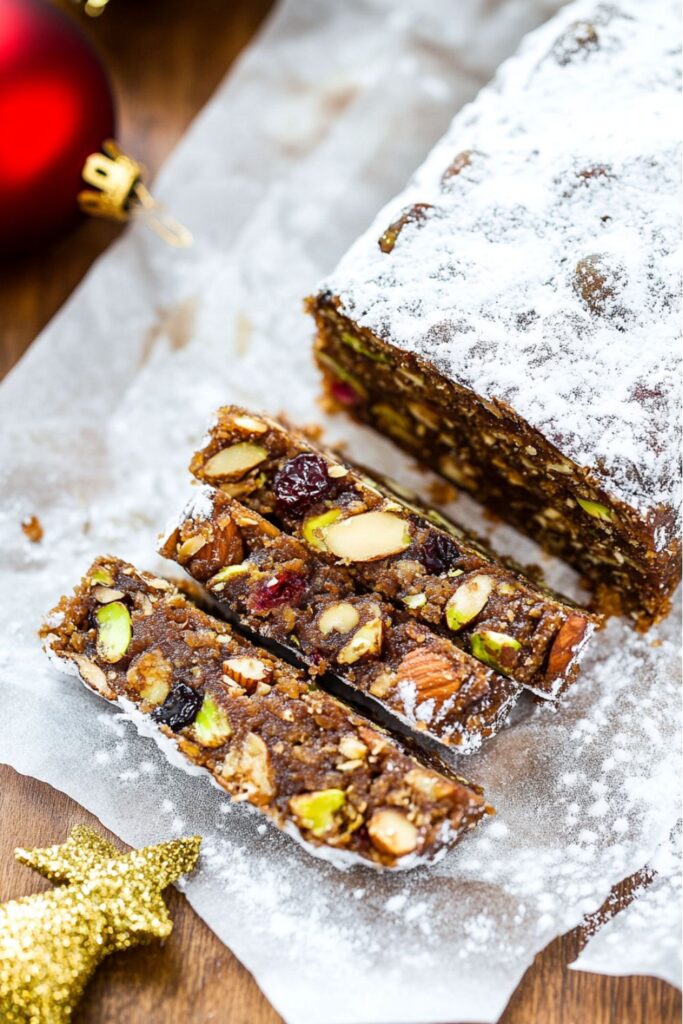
251 570 307 612
330 379 360 406
418 532 461 574
152 683 202 731
273 454 332 514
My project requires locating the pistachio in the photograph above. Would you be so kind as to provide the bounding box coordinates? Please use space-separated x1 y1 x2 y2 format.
403 592 427 610
95 601 132 664
202 442 268 480
367 809 418 857
470 630 521 674
302 508 342 551
321 511 411 562
222 732 274 803
316 351 368 398
319 602 360 636
90 566 114 587
92 585 125 604
445 575 494 631
337 618 383 665
193 695 232 747
339 330 390 364
209 563 252 590
289 789 347 837
126 649 173 706
576 497 613 522
223 656 271 691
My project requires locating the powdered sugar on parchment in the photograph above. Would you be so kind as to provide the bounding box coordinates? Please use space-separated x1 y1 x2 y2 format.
325 0 682 522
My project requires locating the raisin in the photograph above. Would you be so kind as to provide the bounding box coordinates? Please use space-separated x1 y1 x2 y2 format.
273 454 332 514
418 532 461 575
152 683 202 731
250 570 307 612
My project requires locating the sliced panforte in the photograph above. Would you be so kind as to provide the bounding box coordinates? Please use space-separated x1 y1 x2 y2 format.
41 557 487 869
161 488 521 753
190 406 597 697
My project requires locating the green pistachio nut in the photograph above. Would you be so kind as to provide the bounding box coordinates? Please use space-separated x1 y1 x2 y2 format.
193 696 232 747
445 575 494 631
576 497 613 522
302 508 342 551
340 331 390 364
471 630 521 674
95 601 132 664
403 592 427 610
91 566 114 587
289 789 346 837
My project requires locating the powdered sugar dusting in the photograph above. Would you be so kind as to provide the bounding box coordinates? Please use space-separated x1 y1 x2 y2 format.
325 0 682 520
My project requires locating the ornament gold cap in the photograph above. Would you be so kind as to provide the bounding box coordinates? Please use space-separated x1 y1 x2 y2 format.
79 140 193 247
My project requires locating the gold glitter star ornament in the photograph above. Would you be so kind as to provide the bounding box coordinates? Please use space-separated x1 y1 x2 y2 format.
0 825 201 1023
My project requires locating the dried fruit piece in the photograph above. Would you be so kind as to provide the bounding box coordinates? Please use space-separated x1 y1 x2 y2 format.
289 788 346 837
471 630 521 674
273 453 332 514
202 442 268 480
223 656 271 691
302 508 342 550
193 695 232 747
403 592 427 610
152 682 202 731
367 809 418 857
317 351 368 400
576 496 613 522
322 511 411 562
250 570 307 612
127 649 173 706
95 601 132 664
318 602 360 636
378 203 433 253
418 532 461 574
445 575 494 631
337 617 383 665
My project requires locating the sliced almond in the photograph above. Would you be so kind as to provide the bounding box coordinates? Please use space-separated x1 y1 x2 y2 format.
445 575 494 631
230 413 268 434
322 511 411 563
72 655 114 698
337 617 383 665
319 602 360 636
368 809 418 857
202 442 268 480
92 585 125 604
177 534 209 562
328 464 349 479
338 735 368 761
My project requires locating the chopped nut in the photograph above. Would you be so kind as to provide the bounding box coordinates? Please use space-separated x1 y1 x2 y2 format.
470 630 521 675
318 602 360 636
322 511 411 562
127 649 173 706
95 601 132 664
91 585 125 604
337 617 383 665
202 442 268 480
182 518 245 582
545 615 591 681
72 655 114 698
445 575 494 631
405 768 459 801
576 496 613 522
367 809 418 857
231 414 268 434
328 464 349 479
209 563 252 590
369 671 396 698
302 508 342 551
193 695 232 746
289 789 346 837
403 592 427 610
177 534 208 561
222 732 274 803
90 566 114 587
223 656 271 691
396 647 463 703
338 735 368 761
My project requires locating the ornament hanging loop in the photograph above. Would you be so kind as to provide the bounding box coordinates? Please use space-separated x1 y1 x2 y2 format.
79 140 193 248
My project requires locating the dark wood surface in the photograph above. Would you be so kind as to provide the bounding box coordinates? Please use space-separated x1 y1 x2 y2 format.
1 2 680 1022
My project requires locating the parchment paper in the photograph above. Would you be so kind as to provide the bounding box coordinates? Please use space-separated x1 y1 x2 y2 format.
1 1 680 1021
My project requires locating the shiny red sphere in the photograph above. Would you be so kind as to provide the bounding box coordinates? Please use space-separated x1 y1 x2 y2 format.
0 0 115 253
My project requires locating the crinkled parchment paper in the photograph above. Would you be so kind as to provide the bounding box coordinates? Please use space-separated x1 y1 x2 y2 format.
1 1 680 1021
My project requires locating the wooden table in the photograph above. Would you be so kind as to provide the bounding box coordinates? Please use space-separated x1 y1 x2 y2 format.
0 2 680 1021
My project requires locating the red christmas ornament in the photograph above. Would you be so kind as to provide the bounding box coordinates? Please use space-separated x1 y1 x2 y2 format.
0 0 115 253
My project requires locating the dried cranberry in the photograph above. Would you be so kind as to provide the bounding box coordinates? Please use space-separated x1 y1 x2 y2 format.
330 379 360 406
273 454 332 514
152 683 202 731
418 532 461 574
250 570 307 612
